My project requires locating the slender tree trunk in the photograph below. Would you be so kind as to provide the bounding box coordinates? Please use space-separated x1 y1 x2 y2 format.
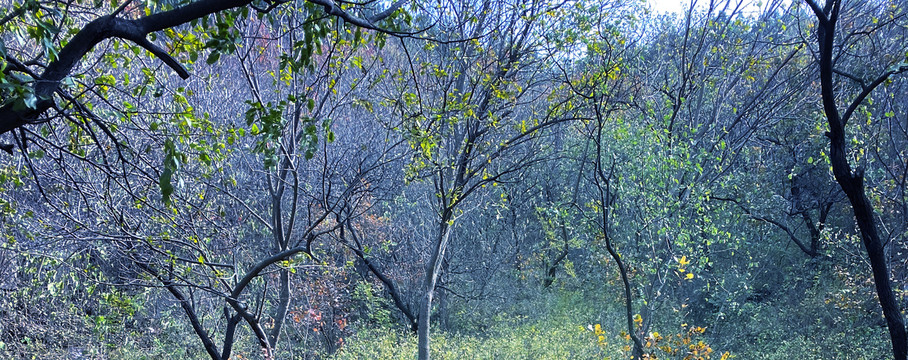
599 187 644 359
418 217 453 360
136 262 223 360
437 259 451 331
608 241 645 360
221 311 242 360
417 290 433 360
828 132 906 359
593 105 645 359
269 269 291 346
543 235 569 288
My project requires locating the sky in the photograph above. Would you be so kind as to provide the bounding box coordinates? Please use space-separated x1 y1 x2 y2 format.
646 0 770 16
647 0 693 14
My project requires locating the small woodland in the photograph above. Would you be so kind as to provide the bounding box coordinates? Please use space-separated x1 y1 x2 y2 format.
1 0 907 359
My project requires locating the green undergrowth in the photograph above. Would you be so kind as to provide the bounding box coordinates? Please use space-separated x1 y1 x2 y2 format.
333 317 613 360
334 289 624 360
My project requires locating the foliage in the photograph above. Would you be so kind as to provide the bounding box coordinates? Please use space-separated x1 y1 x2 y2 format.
1 0 908 359
336 314 606 360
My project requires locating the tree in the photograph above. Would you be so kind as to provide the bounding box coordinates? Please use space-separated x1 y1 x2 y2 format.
0 1 411 358
804 0 908 357
375 1 580 357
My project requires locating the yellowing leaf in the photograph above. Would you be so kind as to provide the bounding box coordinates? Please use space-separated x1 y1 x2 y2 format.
686 273 694 280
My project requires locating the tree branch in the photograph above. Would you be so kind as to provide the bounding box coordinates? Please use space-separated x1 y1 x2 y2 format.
710 196 818 257
136 261 222 360
841 63 908 127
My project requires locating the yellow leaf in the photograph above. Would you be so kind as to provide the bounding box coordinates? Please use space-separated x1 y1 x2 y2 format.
679 256 690 266
686 273 694 280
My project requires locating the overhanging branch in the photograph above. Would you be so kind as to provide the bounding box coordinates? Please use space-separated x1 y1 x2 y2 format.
0 0 415 137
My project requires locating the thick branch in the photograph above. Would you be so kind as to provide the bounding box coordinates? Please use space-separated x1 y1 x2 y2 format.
841 64 908 127
0 0 413 137
308 0 409 32
1 0 257 136
136 262 222 360
341 222 417 326
368 0 408 23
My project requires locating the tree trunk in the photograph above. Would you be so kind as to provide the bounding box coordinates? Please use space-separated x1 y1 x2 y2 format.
269 269 291 346
807 1 908 357
594 105 645 359
417 217 453 360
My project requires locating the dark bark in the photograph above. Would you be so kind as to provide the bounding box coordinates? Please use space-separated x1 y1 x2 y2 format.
544 139 588 288
805 1 908 358
801 201 832 255
221 309 242 360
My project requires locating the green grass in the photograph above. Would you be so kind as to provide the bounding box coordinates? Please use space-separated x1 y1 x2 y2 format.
334 319 612 360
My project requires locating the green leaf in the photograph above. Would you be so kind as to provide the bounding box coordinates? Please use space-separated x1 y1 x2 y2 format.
206 51 220 65
159 167 174 206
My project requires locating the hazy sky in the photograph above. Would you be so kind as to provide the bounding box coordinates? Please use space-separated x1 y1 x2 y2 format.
648 0 691 14
646 0 769 15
